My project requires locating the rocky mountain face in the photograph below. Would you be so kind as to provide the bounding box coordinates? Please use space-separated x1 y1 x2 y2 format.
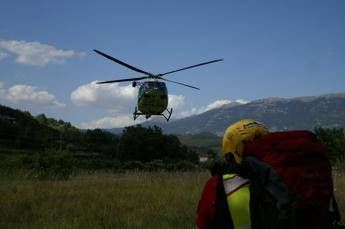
133 93 345 136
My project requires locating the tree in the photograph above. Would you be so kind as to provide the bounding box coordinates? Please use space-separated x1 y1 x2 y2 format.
314 127 345 163
117 125 198 163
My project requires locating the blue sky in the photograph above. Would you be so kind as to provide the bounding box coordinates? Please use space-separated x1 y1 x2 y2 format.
0 0 344 128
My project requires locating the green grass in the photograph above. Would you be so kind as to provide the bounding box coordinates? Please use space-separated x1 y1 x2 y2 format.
0 171 344 228
0 171 208 229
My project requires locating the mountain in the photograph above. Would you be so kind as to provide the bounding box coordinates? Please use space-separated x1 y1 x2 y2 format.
121 93 345 136
177 132 221 148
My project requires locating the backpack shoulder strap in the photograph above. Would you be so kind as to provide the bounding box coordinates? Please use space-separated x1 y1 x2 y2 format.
215 174 234 229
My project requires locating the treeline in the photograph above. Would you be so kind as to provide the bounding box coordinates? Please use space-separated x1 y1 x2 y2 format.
1 104 345 178
0 105 199 178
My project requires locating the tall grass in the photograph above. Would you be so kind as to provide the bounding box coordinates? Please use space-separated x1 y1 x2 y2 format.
0 170 344 228
0 171 208 229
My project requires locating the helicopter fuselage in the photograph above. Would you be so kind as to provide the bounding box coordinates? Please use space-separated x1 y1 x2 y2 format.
137 81 168 115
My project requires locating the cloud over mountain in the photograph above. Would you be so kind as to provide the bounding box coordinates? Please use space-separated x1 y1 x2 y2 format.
174 99 248 119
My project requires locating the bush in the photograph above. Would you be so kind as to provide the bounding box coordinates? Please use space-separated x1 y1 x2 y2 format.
32 150 75 180
165 163 177 171
174 160 196 171
145 160 165 171
111 160 122 170
0 154 26 170
122 161 144 170
315 128 345 163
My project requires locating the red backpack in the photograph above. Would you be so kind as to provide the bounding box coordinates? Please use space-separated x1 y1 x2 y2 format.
240 130 341 229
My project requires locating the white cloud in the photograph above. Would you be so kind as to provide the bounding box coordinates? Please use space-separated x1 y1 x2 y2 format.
204 99 233 111
77 97 249 129
0 40 85 66
174 99 232 118
79 115 142 129
71 81 137 113
71 81 250 127
71 81 187 114
72 82 189 128
0 83 64 108
174 98 249 119
168 94 185 109
235 99 249 104
0 50 8 60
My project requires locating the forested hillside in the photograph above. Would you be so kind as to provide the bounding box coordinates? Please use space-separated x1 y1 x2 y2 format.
1 103 345 178
0 104 199 176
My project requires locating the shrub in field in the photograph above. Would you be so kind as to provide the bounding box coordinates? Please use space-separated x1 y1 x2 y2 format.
111 159 122 169
165 162 177 171
32 149 75 180
315 127 345 163
174 160 196 171
145 160 165 171
0 154 25 170
122 161 144 170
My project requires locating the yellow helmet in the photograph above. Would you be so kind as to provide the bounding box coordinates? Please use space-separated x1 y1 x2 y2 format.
222 119 269 163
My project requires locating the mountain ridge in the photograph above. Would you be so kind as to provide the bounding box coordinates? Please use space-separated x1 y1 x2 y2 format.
107 92 345 135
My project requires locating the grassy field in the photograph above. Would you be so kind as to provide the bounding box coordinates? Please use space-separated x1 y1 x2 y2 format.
0 171 344 229
0 171 208 229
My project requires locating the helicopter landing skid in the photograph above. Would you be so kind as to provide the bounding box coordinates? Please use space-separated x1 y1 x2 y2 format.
133 107 173 122
162 108 173 121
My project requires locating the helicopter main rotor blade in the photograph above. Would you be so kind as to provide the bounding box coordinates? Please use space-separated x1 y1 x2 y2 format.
160 59 223 77
94 49 152 76
159 77 200 90
97 76 149 84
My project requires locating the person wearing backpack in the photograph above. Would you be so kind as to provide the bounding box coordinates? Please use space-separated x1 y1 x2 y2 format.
196 119 342 229
196 119 269 229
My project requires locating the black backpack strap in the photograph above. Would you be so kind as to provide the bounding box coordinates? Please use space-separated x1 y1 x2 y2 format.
215 174 234 229
329 194 344 229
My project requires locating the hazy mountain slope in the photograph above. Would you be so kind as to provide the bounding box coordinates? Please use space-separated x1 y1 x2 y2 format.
177 132 221 148
140 93 345 135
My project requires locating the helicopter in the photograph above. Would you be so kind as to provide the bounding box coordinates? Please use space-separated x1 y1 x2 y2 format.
94 49 223 121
